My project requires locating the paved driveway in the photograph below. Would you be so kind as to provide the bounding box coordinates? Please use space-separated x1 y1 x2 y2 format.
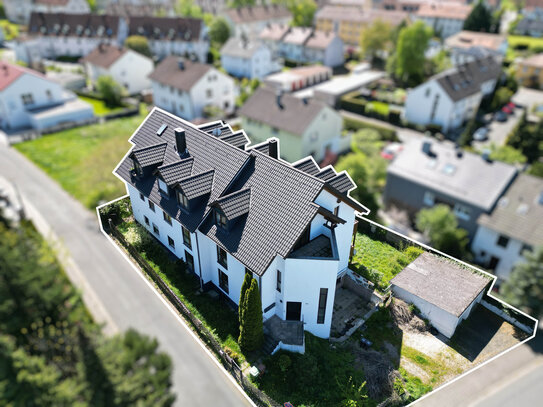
0 145 253 407
473 108 522 149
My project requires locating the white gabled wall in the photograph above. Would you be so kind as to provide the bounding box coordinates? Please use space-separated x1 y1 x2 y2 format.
109 50 154 95
190 68 236 118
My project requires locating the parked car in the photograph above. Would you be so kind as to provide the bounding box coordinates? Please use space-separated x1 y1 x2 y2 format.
381 142 403 160
495 111 508 122
473 127 489 141
502 105 513 115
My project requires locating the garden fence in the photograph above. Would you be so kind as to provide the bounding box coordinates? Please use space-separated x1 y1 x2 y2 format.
107 219 280 407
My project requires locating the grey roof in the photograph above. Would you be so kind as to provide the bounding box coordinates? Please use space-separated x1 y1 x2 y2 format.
226 5 290 24
131 143 167 167
477 174 543 247
178 170 215 199
434 56 502 102
213 188 251 220
516 18 543 35
220 36 265 59
387 138 517 211
239 87 328 135
327 173 355 194
148 57 212 91
80 44 128 69
293 157 320 176
316 167 337 181
115 108 369 275
29 12 120 38
219 132 250 149
128 16 203 41
158 158 193 186
391 252 491 317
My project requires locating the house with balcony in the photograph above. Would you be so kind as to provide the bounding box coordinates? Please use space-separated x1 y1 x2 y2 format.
149 57 235 121
404 56 501 133
113 107 369 348
81 43 154 95
383 137 518 238
0 61 93 131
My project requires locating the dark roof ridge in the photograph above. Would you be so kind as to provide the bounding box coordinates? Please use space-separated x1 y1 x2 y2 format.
132 141 168 153
215 186 252 203
176 168 215 186
157 156 194 170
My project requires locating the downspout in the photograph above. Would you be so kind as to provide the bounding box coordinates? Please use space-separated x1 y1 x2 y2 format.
194 232 204 291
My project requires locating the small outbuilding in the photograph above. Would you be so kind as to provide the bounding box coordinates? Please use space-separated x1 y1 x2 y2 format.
390 252 491 338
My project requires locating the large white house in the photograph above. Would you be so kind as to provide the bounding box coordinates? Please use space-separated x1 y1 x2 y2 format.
220 36 282 79
224 5 291 38
149 57 236 120
472 174 543 284
3 0 90 24
239 87 347 164
113 107 369 344
126 16 209 62
414 2 472 38
0 61 93 131
445 31 507 65
81 44 154 95
404 56 501 133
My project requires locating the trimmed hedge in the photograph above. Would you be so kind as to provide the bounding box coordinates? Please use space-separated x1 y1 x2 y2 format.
343 116 398 142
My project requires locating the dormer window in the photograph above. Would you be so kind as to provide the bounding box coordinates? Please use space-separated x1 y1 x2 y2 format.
158 179 169 195
133 158 143 176
177 190 189 209
215 209 227 229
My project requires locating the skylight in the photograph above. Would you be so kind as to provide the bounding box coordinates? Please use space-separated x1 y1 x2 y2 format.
157 123 168 136
442 163 456 175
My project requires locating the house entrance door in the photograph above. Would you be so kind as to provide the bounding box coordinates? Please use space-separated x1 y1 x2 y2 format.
286 302 302 321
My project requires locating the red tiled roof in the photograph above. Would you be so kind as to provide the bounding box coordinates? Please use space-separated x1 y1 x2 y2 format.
0 61 45 92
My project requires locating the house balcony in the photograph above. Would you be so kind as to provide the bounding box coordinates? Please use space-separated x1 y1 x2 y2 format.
289 233 339 260
263 315 305 354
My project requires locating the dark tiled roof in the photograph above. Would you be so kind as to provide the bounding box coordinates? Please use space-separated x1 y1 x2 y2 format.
128 16 203 41
148 56 212 91
158 158 194 186
316 167 337 181
327 173 355 194
293 157 320 176
115 108 369 275
226 5 290 24
219 132 250 149
178 170 215 199
434 56 502 102
28 12 120 38
239 87 328 135
214 188 251 220
250 142 272 155
131 143 167 167
80 44 127 69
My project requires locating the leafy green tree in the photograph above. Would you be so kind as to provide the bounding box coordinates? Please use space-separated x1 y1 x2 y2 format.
528 161 543 177
490 87 513 111
488 144 527 164
239 272 252 325
124 35 152 58
501 246 543 317
415 204 469 259
507 111 543 162
463 1 493 32
238 278 263 351
287 0 317 27
458 117 477 147
176 0 203 17
209 17 230 46
391 21 433 86
96 75 125 107
359 19 393 62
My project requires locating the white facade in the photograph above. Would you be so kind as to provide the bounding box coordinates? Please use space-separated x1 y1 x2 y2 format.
270 33 345 67
84 49 154 95
471 225 529 283
124 166 358 339
227 16 291 38
416 16 466 39
0 69 93 131
4 0 90 24
151 69 236 120
220 44 281 79
147 37 209 63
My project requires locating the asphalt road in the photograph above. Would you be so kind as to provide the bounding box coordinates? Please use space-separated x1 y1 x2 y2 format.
0 144 253 407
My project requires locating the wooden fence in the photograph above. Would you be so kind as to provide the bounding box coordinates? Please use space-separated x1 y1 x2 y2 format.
107 220 280 407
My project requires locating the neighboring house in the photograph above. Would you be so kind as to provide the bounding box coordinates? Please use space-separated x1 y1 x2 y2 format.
445 30 507 65
113 107 369 344
312 70 385 107
378 0 426 12
15 12 125 65
472 174 543 283
224 5 291 38
391 252 490 338
404 56 501 133
126 16 209 62
414 2 472 38
220 36 282 79
514 16 543 37
263 65 333 93
383 137 518 238
105 2 176 17
3 0 90 24
239 87 346 163
516 54 543 89
81 43 154 95
149 57 235 120
0 61 93 131
315 5 408 47
261 25 345 67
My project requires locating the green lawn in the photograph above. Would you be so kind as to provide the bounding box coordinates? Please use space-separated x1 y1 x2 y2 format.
508 35 543 50
78 96 126 116
15 111 147 209
367 101 390 116
350 233 423 291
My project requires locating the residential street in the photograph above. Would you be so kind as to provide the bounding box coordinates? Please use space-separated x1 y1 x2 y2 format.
0 145 253 407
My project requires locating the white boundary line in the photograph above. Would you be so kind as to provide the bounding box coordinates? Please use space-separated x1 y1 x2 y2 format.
95 199 256 407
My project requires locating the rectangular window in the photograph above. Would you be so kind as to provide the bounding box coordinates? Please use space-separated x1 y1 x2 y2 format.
520 244 533 255
317 288 328 324
139 192 145 201
148 200 155 212
423 191 435 206
276 269 281 292
167 236 175 248
217 245 228 269
185 251 194 272
177 190 189 209
497 235 509 248
158 179 169 195
163 210 172 225
453 204 471 221
21 93 34 106
215 210 228 229
218 269 229 294
182 226 191 249
152 223 159 235
144 216 149 226
206 89 213 98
